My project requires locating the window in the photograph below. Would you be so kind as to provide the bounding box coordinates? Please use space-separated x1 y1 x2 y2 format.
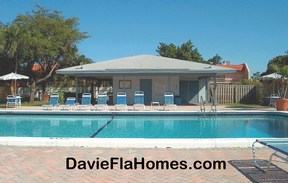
119 80 131 89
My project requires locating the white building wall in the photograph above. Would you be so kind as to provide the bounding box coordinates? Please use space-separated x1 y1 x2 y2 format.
198 78 207 102
113 76 179 105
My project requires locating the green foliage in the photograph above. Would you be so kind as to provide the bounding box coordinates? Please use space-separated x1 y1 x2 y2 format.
239 79 260 85
207 54 222 65
0 22 5 55
58 91 65 104
265 54 288 98
266 55 288 75
0 5 89 102
225 103 265 108
156 40 204 62
251 72 262 80
2 5 89 78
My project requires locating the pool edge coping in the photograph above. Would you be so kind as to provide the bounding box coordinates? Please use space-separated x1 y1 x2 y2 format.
0 110 287 148
0 137 276 148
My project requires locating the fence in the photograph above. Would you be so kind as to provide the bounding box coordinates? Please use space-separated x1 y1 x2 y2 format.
215 84 256 104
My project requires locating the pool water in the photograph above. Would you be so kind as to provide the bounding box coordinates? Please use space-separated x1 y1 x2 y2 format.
0 115 287 138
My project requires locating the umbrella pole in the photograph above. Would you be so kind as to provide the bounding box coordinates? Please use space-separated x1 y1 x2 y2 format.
14 80 16 96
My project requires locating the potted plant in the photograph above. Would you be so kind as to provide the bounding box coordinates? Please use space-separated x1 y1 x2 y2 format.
273 65 288 111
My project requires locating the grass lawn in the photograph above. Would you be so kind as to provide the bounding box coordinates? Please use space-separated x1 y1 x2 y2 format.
0 100 47 107
224 103 267 108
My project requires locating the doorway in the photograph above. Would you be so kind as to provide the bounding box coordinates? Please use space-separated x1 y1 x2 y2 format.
179 81 199 104
140 79 152 105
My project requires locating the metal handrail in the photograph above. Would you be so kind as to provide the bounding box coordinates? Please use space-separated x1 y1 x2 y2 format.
200 96 205 113
211 97 217 112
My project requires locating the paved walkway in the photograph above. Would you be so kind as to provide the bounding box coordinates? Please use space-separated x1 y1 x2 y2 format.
0 146 287 182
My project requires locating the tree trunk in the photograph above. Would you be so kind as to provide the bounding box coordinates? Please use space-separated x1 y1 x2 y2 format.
90 80 94 104
10 84 14 96
29 82 36 103
41 82 47 100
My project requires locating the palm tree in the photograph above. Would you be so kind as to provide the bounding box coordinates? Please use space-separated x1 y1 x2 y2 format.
3 24 25 74
2 24 26 95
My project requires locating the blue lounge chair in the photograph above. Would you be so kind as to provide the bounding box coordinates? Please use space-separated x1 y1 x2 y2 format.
60 97 76 110
77 93 92 110
42 93 59 110
94 93 108 111
163 92 177 111
15 95 22 107
6 95 16 108
114 92 127 111
133 91 145 110
252 139 288 172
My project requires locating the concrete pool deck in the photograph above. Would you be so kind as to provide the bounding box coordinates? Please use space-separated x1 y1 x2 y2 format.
0 146 287 182
0 104 279 111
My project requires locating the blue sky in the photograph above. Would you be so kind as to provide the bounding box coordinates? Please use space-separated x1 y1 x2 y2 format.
1 0 288 75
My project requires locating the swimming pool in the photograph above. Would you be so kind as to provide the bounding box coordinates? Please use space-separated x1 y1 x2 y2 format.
0 114 287 139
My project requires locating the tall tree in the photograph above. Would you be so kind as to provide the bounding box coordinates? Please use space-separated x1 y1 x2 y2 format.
0 22 5 54
207 54 222 65
266 55 288 75
251 71 261 80
265 54 288 97
156 40 204 62
2 24 28 73
156 43 177 58
2 5 89 102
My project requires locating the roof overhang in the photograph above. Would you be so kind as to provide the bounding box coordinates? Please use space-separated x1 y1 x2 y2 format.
56 55 236 78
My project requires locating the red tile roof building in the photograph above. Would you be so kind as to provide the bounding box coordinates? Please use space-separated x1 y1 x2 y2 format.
216 62 250 83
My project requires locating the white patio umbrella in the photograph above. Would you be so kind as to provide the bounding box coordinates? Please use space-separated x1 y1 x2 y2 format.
259 73 284 80
259 73 285 95
0 72 29 95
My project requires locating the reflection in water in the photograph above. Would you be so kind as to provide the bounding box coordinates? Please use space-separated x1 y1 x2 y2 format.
134 120 144 130
116 119 127 129
0 115 111 138
32 128 42 137
50 120 59 127
164 121 174 130
101 115 288 138
0 115 287 138
82 120 92 127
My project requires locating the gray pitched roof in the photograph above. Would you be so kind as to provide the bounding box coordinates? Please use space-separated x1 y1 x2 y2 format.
56 55 235 76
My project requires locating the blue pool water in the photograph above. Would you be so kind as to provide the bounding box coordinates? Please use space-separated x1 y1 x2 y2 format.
0 115 287 138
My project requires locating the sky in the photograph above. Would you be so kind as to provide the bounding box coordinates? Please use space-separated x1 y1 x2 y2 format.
1 0 288 75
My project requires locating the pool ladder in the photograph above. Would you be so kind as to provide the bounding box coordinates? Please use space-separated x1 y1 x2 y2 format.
200 96 217 115
200 96 205 113
211 97 217 113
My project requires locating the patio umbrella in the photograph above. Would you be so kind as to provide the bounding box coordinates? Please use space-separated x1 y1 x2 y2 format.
0 72 29 95
259 73 284 95
259 73 284 80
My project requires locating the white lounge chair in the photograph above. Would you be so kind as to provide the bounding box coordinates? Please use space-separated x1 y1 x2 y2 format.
42 93 59 110
163 92 177 111
133 91 145 110
59 97 76 110
6 95 16 108
77 93 92 110
94 93 108 111
114 92 127 111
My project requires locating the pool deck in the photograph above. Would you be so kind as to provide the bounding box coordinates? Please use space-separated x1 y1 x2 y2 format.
0 146 287 182
0 105 287 182
0 104 278 111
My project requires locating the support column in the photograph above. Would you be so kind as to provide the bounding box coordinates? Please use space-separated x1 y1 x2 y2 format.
123 75 126 92
213 76 217 100
76 76 79 103
205 77 209 101
168 75 171 91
